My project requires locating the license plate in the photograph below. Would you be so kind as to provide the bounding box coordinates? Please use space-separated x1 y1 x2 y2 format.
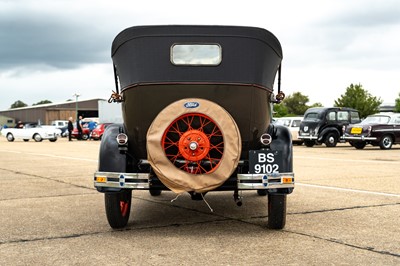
351 127 362 134
249 150 283 174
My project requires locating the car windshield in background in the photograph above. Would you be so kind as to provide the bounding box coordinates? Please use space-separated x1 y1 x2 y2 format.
361 116 390 124
275 119 291 127
304 112 321 121
292 120 302 127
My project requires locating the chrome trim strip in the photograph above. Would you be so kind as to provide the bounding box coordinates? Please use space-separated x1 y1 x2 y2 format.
343 136 377 141
94 171 150 189
237 172 294 190
298 135 318 140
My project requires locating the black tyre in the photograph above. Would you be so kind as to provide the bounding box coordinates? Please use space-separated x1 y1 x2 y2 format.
268 193 287 229
6 133 14 142
304 140 315 147
353 141 366 149
105 190 132 229
149 189 162 196
379 135 393 150
257 189 267 196
23 139 29 142
82 134 89 140
33 133 43 142
324 132 338 147
49 138 57 142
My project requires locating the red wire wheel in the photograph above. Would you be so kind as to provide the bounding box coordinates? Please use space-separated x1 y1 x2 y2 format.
162 113 224 174
147 98 241 193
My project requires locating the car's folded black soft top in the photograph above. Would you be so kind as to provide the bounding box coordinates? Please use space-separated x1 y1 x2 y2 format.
111 25 283 91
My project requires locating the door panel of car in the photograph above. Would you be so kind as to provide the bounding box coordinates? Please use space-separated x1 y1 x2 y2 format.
394 116 400 142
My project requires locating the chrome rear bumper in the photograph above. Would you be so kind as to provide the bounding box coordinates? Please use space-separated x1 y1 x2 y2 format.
343 136 377 141
94 171 294 190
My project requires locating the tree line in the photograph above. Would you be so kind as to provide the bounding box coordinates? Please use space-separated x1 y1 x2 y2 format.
274 83 400 118
9 99 73 109
8 83 400 118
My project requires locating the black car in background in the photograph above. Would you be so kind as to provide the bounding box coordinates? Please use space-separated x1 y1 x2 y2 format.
298 107 361 147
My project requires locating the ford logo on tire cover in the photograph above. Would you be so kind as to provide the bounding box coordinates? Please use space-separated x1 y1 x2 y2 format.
184 102 200 108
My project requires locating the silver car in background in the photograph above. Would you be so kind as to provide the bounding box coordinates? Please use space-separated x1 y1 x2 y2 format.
274 117 303 145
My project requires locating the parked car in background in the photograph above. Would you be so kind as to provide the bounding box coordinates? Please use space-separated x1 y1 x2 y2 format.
71 124 90 140
51 120 69 128
298 107 361 147
275 117 303 145
40 125 62 137
90 123 112 140
51 120 69 137
1 123 58 142
344 112 400 149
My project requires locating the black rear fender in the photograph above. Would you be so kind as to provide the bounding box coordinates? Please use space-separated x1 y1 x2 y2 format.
98 124 127 172
97 124 127 193
267 124 293 172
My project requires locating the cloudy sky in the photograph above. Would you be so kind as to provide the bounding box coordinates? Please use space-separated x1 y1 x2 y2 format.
1 0 399 110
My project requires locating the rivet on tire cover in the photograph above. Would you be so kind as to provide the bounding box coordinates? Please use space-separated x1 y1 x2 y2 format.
147 98 242 194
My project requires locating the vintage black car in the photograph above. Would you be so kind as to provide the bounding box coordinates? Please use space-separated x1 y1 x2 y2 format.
344 112 400 149
94 25 294 229
298 107 361 147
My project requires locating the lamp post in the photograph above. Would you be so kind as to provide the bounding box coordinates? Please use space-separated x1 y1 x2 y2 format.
73 93 80 120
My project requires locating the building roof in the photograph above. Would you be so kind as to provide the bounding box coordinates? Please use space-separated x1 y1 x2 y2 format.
0 98 105 112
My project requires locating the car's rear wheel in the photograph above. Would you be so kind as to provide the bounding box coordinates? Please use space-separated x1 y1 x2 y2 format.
353 141 366 149
33 134 43 142
105 190 132 229
49 138 57 142
379 135 393 150
324 132 338 147
268 193 287 229
304 140 315 147
6 133 14 142
81 134 89 140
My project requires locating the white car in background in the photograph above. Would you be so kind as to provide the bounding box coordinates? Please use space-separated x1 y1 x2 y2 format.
274 117 303 145
1 124 58 142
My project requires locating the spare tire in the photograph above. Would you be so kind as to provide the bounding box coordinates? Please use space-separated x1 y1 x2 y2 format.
147 98 241 194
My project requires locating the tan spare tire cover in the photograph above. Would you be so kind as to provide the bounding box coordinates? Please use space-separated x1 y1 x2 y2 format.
147 98 241 194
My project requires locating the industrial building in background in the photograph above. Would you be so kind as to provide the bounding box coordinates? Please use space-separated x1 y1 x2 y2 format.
0 99 117 127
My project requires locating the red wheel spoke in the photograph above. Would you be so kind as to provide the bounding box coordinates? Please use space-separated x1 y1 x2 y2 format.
166 153 181 163
169 121 185 137
162 113 224 174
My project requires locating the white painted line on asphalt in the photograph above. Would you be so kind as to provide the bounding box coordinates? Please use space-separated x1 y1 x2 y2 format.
0 150 98 163
296 155 399 164
297 183 400 198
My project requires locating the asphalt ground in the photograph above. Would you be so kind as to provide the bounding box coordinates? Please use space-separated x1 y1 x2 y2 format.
0 137 399 265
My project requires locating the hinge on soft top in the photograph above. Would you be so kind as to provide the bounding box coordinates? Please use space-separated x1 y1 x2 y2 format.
109 64 123 103
271 64 285 103
108 90 123 103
